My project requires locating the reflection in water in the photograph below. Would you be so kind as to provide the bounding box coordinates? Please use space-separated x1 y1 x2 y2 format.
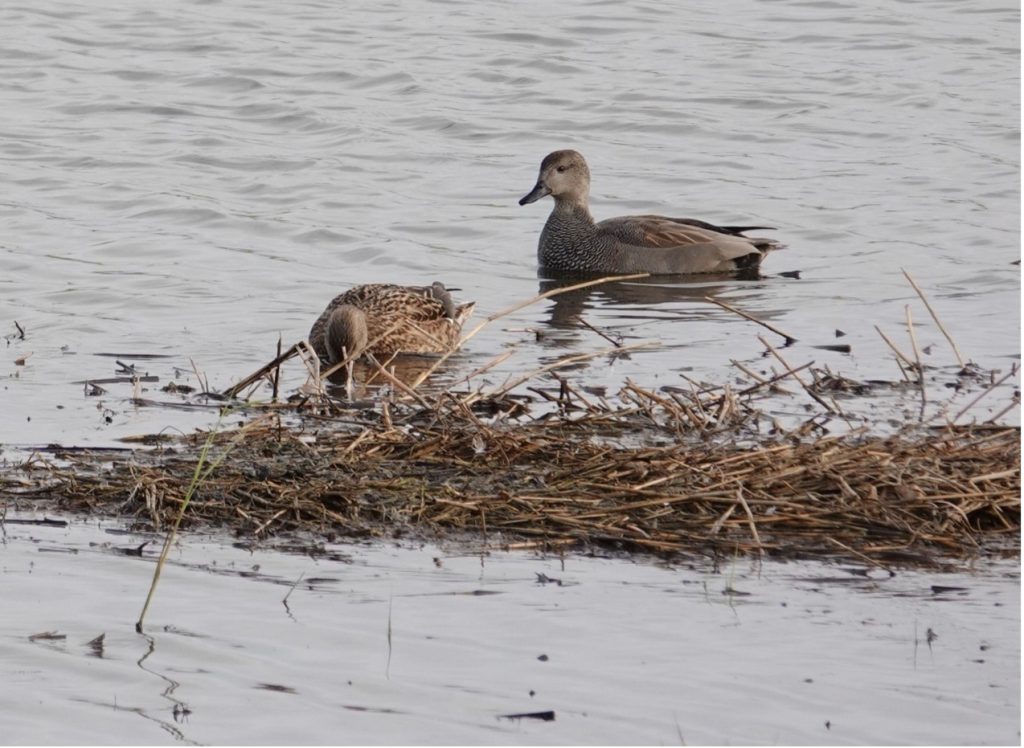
323 353 457 397
537 274 778 339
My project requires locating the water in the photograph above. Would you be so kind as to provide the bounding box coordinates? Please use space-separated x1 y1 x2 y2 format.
0 4 1019 743
1 518 1019 745
0 0 1018 446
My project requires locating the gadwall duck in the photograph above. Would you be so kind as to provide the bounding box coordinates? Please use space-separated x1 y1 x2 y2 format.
309 283 475 367
519 150 779 275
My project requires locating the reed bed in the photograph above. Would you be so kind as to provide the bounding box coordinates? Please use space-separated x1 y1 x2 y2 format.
7 379 1018 566
3 273 1019 565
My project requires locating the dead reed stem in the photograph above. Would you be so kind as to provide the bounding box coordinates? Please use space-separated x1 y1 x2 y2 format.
905 304 926 406
18 394 1018 567
705 296 797 345
408 273 649 390
758 335 841 415
952 367 1020 424
902 269 966 367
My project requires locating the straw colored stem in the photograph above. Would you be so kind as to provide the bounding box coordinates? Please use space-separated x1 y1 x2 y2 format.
408 273 649 390
757 335 841 415
874 325 915 378
905 304 926 406
952 367 1019 423
902 269 965 367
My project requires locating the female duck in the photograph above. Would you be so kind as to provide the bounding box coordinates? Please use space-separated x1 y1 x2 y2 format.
309 282 475 366
519 150 779 275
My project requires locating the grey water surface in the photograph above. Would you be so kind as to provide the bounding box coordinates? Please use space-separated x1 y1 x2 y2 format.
0 2 1020 745
1 519 1020 745
0 0 1019 446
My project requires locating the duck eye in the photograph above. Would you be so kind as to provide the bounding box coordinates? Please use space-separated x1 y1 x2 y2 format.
556 165 568 173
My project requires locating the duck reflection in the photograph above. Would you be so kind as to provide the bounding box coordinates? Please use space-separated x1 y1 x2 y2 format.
537 272 777 344
322 353 459 397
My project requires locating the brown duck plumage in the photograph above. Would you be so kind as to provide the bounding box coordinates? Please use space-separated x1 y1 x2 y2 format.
519 150 781 275
309 283 475 365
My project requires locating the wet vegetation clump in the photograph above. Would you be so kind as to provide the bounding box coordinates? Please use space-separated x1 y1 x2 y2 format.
5 375 1018 568
2 275 1019 567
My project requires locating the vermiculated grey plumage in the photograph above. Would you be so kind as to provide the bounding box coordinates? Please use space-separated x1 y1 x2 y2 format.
519 150 781 275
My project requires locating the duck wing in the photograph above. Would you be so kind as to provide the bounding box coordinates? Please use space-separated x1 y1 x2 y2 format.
598 215 778 253
598 215 755 248
664 218 775 236
591 215 780 274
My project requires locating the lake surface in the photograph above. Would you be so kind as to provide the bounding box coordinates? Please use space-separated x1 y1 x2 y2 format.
0 0 1019 447
1 518 1019 745
0 4 1019 744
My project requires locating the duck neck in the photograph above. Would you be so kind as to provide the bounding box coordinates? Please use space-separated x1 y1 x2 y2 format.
552 189 592 217
539 199 603 272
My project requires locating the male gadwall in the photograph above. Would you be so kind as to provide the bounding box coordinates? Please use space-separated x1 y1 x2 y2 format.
309 283 475 367
519 150 779 275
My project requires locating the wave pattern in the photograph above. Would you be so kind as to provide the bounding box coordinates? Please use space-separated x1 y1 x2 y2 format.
0 0 1018 443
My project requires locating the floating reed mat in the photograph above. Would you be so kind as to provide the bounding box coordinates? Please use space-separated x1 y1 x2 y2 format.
10 401 1019 565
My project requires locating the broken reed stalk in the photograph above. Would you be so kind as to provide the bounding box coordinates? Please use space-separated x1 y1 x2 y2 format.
272 335 282 403
704 296 797 345
905 304 926 406
874 325 916 377
757 335 841 415
485 342 656 400
577 316 622 347
364 354 433 409
734 484 762 554
985 392 1022 425
731 360 809 399
408 273 650 391
189 357 210 396
223 342 301 398
136 411 260 633
446 350 516 389
902 269 966 368
952 367 1020 424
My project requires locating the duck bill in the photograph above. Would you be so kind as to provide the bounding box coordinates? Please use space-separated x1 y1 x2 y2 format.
518 182 551 205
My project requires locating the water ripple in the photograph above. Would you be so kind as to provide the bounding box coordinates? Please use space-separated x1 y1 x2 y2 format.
0 0 1017 446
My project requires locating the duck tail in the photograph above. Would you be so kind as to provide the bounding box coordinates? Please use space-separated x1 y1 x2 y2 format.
452 301 476 327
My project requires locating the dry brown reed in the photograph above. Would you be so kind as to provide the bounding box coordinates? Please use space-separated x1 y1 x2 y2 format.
8 376 1018 566
4 274 1018 567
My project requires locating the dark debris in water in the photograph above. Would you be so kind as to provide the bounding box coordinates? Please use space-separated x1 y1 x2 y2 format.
255 683 298 694
86 633 105 658
500 710 556 721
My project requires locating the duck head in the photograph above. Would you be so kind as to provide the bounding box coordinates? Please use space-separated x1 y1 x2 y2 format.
519 150 591 207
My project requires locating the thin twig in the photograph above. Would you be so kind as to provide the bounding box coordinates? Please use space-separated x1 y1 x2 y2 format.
364 354 433 409
734 484 762 553
408 273 650 390
705 296 797 345
874 325 915 382
952 368 1019 424
757 336 841 415
223 343 301 398
272 335 282 403
902 269 965 367
577 317 622 347
486 342 656 399
905 305 926 407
